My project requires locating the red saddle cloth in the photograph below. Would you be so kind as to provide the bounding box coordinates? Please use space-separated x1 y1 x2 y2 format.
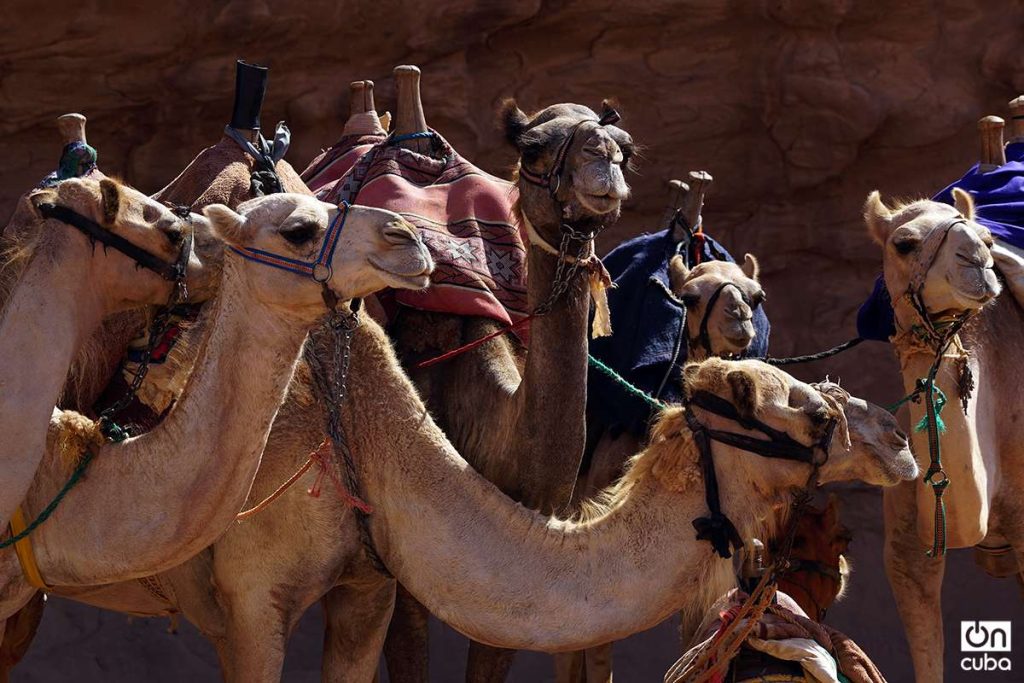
319 133 528 327
300 132 386 192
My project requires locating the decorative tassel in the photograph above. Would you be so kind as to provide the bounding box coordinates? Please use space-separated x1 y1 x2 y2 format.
914 385 947 435
588 259 614 338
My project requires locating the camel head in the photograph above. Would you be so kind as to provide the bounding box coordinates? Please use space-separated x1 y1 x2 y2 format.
669 255 764 360
501 100 633 244
203 194 432 317
17 178 216 308
865 189 1001 318
681 359 917 489
772 495 853 619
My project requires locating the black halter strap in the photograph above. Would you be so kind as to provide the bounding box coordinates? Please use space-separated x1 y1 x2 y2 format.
36 202 193 284
518 107 621 197
691 281 748 356
684 389 837 559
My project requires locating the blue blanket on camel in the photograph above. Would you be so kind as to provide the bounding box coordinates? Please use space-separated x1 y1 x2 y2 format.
856 157 1024 341
588 228 771 436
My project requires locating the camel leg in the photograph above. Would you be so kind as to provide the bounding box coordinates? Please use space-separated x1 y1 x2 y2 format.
383 583 430 683
554 651 585 683
322 579 395 683
220 596 296 683
883 485 946 683
465 641 516 683
0 591 44 683
585 644 613 683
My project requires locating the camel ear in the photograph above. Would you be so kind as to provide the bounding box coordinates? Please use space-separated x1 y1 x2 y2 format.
668 255 690 294
952 187 976 220
203 204 248 246
741 253 760 281
500 98 530 148
27 189 59 219
99 178 121 225
726 369 759 421
864 190 894 245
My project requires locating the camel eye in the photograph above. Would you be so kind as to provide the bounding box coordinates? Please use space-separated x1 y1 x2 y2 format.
281 222 319 246
750 291 766 308
681 292 701 309
892 236 919 255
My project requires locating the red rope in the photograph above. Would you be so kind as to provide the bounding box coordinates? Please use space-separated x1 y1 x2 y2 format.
415 314 535 369
307 439 374 514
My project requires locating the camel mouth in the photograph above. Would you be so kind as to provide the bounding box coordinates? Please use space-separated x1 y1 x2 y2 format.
369 261 432 290
875 444 919 485
576 191 621 215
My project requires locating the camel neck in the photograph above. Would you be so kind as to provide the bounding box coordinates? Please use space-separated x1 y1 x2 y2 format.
31 258 312 584
0 251 102 529
504 211 591 512
346 322 739 651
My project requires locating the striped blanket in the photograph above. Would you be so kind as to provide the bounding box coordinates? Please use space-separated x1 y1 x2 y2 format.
301 132 386 192
318 132 528 326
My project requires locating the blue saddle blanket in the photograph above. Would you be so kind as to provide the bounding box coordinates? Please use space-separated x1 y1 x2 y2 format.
588 228 770 434
857 158 1024 340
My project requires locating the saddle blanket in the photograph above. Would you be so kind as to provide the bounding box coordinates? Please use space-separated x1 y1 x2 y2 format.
300 132 386 192
319 132 528 327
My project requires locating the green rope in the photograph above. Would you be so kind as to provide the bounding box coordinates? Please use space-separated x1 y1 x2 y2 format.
0 450 95 549
1 418 126 549
588 355 667 410
886 380 947 434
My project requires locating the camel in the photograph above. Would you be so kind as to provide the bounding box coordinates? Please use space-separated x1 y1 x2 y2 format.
2 303 915 683
0 189 432 622
864 188 1024 682
0 175 216 532
379 68 634 682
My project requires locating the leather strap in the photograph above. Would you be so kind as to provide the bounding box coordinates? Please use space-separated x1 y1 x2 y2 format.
9 507 50 591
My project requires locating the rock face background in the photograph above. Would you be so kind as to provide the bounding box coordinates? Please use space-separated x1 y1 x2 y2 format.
5 1 1024 681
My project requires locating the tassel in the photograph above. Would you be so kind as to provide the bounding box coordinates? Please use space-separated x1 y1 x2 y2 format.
913 385 947 435
588 259 614 338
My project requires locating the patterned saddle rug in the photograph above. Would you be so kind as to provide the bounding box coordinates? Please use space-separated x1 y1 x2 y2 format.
301 131 386 193
318 131 528 327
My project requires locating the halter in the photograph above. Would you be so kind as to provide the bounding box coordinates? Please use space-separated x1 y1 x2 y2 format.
36 202 194 286
684 389 838 559
690 281 750 357
518 107 621 197
227 201 354 312
903 216 973 346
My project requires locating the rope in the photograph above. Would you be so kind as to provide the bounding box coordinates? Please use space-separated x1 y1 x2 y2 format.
388 131 438 145
588 356 667 410
415 315 535 369
0 450 95 550
764 337 865 366
235 452 317 521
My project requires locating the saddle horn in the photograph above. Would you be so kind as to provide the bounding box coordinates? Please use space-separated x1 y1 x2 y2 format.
663 179 689 238
56 113 87 146
393 65 433 154
230 60 269 138
682 170 713 234
1009 96 1024 144
343 80 387 136
978 116 1006 172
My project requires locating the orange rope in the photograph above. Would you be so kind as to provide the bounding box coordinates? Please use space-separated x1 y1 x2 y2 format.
235 452 318 521
415 315 534 369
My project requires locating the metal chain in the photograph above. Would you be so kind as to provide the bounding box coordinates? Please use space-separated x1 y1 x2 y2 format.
533 224 598 316
306 309 393 577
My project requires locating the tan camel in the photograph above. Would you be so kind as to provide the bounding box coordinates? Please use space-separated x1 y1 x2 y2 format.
865 189 1024 682
0 176 216 532
0 190 432 619
382 70 634 683
17 313 916 683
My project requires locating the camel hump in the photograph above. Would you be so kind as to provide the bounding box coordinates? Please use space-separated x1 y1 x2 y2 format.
979 115 1006 171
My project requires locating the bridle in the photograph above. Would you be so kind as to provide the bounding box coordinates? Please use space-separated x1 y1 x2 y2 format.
517 107 622 318
689 281 751 357
227 200 359 316
777 557 844 621
683 388 839 560
36 201 194 293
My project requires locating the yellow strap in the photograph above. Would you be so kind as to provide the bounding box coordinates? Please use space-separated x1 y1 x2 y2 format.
9 507 50 591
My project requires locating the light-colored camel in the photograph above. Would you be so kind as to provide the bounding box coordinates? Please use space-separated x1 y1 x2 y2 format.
0 190 431 619
36 319 914 683
383 75 634 683
0 177 215 532
867 189 1024 682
